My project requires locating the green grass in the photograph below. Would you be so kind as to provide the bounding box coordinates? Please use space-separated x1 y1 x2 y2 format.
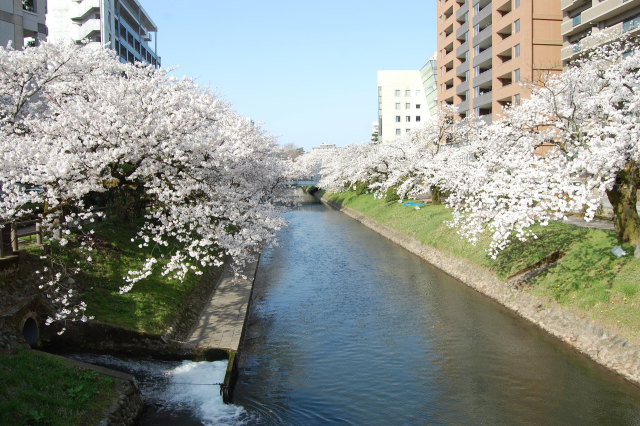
0 350 118 426
81 221 202 334
28 220 202 335
326 191 640 344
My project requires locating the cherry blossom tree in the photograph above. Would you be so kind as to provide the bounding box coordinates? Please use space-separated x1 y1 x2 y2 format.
306 36 639 259
443 37 640 256
0 42 289 329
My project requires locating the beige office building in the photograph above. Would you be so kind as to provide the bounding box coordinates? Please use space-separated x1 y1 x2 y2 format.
0 0 47 48
561 0 640 65
378 70 430 142
437 0 563 121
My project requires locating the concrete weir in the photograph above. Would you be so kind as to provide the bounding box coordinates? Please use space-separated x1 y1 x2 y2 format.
188 260 260 402
317 192 640 388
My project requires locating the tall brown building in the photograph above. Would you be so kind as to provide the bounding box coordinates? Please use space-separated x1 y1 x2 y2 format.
436 0 563 122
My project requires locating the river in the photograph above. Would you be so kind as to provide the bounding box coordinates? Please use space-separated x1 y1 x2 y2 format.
233 194 640 425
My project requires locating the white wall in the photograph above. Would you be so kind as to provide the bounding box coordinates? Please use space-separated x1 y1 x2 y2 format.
377 70 429 143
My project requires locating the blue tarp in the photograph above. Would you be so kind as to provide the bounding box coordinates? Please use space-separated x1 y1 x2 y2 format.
403 202 425 206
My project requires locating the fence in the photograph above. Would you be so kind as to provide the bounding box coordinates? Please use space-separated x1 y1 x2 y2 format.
0 220 43 258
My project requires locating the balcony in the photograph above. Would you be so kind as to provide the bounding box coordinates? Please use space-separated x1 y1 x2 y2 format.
561 23 626 62
71 0 101 21
478 114 492 125
473 68 493 86
473 90 493 108
473 2 492 25
583 0 640 24
456 80 470 94
456 61 470 78
22 9 39 32
457 99 470 113
76 18 101 41
473 24 492 46
473 46 492 67
456 3 470 22
561 0 589 10
456 21 470 39
456 39 470 57
561 13 590 36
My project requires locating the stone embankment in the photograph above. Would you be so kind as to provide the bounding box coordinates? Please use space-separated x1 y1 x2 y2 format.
318 193 640 387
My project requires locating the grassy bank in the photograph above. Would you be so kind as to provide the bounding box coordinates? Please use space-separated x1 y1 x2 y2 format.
326 191 640 344
0 220 207 423
0 350 118 426
78 220 202 334
26 219 203 335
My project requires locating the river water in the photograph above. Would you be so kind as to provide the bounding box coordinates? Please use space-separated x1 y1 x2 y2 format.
233 195 640 425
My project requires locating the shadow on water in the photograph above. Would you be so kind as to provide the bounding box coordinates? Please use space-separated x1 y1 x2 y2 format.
234 201 640 425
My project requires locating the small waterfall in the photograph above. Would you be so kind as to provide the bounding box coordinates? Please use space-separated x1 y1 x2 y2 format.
67 354 250 425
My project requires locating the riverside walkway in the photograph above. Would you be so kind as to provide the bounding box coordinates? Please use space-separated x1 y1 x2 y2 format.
188 261 258 351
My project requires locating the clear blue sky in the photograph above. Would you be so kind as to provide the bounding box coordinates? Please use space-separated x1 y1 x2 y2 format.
141 1 437 151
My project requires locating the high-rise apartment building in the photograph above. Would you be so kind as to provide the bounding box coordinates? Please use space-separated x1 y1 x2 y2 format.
420 53 439 116
0 0 47 48
378 70 430 142
48 0 160 66
437 0 563 121
561 0 640 65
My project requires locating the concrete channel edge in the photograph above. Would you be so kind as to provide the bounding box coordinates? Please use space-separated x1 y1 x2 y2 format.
318 193 640 388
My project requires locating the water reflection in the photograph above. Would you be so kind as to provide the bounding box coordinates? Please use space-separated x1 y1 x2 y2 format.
235 199 640 425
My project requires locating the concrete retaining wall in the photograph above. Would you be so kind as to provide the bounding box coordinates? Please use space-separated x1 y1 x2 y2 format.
319 194 640 387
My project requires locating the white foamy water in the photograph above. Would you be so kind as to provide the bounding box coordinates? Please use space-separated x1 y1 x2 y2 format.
67 354 248 425
164 360 246 425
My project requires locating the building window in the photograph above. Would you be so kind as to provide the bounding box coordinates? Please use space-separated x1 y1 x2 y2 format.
573 14 582 27
406 129 411 133
623 14 640 33
395 89 401 96
514 94 521 105
416 104 421 109
22 0 35 12
405 89 411 96
416 116 421 122
405 103 411 109
514 44 520 57
395 103 401 110
396 116 401 122
406 116 411 122
514 68 521 82
396 129 401 136
515 0 520 7
514 19 520 33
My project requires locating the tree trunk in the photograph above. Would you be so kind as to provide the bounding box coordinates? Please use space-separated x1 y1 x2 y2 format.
606 160 640 248
430 185 444 205
106 185 146 223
